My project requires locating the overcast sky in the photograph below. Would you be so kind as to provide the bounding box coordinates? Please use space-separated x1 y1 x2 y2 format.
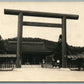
0 2 84 47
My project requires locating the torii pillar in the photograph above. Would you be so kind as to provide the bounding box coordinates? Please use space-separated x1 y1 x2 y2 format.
16 13 23 68
62 16 67 68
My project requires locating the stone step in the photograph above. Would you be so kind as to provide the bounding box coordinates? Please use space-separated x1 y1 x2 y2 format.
59 68 70 71
21 65 41 68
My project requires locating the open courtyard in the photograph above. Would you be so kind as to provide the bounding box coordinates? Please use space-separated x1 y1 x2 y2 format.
0 65 84 82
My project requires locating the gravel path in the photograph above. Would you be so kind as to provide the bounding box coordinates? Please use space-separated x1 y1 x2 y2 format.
0 66 84 82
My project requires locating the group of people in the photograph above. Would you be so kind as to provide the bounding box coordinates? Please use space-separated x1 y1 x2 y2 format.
42 59 61 68
52 60 61 68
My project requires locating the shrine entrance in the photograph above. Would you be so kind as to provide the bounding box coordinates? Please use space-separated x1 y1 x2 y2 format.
4 9 79 68
22 54 42 65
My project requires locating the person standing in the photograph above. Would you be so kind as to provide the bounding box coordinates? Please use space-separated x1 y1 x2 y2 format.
57 60 60 68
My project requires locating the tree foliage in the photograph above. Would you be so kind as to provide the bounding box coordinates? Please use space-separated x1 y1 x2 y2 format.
0 37 84 55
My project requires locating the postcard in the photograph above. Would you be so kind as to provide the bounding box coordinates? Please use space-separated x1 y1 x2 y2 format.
0 1 84 82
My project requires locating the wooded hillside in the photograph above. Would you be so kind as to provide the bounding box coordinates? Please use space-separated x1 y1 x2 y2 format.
0 37 84 55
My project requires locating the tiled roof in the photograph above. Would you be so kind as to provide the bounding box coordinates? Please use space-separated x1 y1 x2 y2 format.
7 41 52 53
68 54 84 59
0 54 16 57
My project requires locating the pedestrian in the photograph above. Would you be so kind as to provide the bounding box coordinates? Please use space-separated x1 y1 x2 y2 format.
41 59 45 68
57 60 60 68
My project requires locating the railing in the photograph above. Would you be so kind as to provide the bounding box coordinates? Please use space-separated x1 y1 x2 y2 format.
0 62 15 71
0 54 16 71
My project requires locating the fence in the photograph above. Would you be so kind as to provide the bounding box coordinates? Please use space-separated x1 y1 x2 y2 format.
0 54 16 71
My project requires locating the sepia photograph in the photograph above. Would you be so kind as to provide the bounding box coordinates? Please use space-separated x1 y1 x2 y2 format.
0 1 84 82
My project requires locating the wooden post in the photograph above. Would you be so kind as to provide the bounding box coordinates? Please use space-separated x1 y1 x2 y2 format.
62 16 67 68
16 12 23 68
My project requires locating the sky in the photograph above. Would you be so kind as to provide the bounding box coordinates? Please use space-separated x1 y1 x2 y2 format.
0 2 84 47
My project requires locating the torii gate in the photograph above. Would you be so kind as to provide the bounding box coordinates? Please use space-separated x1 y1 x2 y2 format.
4 9 79 68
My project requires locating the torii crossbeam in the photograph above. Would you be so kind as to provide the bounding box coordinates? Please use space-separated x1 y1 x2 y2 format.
4 9 79 68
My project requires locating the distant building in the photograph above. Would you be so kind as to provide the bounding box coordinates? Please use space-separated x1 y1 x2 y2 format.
6 41 53 65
